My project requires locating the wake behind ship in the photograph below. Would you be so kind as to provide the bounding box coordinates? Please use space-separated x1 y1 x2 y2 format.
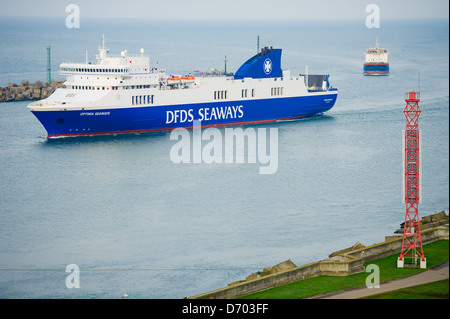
28 37 338 138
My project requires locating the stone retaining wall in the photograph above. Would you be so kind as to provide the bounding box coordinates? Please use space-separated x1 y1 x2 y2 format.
189 225 448 299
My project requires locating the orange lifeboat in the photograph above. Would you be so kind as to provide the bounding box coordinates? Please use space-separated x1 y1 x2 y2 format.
167 75 180 85
181 74 195 84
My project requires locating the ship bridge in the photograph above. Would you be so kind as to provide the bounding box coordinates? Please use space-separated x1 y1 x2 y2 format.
60 34 152 76
57 35 164 89
60 64 131 76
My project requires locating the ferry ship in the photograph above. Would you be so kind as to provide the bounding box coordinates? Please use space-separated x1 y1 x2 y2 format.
363 37 389 75
28 37 338 138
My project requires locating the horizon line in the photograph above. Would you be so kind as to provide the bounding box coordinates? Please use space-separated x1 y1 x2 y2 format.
0 15 449 20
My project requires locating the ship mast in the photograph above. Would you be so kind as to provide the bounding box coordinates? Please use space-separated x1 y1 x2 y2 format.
97 33 109 61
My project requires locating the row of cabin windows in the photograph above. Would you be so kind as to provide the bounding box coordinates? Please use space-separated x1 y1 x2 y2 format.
214 90 227 100
69 85 119 90
214 88 283 100
271 87 284 96
241 89 256 98
132 95 154 105
61 67 129 73
68 85 153 90
124 85 153 90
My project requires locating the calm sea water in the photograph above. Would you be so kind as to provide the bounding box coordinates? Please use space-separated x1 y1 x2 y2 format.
0 17 448 299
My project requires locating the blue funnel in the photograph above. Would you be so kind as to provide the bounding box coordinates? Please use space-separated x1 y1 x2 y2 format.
234 47 282 79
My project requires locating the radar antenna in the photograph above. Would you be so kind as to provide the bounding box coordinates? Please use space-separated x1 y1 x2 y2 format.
257 36 260 54
224 55 228 74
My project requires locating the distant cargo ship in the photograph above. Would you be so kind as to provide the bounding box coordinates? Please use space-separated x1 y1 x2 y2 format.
28 36 338 138
363 37 389 75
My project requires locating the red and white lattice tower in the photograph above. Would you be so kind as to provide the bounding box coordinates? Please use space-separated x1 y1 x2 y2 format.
397 91 426 268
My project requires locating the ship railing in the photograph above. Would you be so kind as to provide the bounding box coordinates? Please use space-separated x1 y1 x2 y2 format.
193 72 231 78
102 53 149 58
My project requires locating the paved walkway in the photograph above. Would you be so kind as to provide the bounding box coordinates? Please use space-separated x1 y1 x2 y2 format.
310 261 449 299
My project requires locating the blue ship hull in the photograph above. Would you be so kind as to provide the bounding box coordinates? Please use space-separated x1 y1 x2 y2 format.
32 93 338 138
364 63 389 75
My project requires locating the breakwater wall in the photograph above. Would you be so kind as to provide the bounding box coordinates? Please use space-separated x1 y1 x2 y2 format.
189 211 449 299
0 80 64 103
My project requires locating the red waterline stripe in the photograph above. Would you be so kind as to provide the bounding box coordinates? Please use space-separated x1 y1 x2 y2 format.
364 71 389 75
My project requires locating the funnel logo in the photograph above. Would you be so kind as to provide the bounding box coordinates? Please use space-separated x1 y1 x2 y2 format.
263 58 272 75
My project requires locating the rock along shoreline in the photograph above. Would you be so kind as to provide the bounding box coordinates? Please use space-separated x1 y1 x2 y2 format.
0 80 64 103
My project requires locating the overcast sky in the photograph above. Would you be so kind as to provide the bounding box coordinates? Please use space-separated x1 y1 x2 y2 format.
0 0 448 20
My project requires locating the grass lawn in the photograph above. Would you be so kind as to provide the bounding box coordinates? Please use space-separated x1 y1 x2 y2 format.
362 279 449 299
241 240 449 299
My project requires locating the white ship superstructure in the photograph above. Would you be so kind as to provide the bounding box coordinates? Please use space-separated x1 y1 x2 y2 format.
28 36 338 138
